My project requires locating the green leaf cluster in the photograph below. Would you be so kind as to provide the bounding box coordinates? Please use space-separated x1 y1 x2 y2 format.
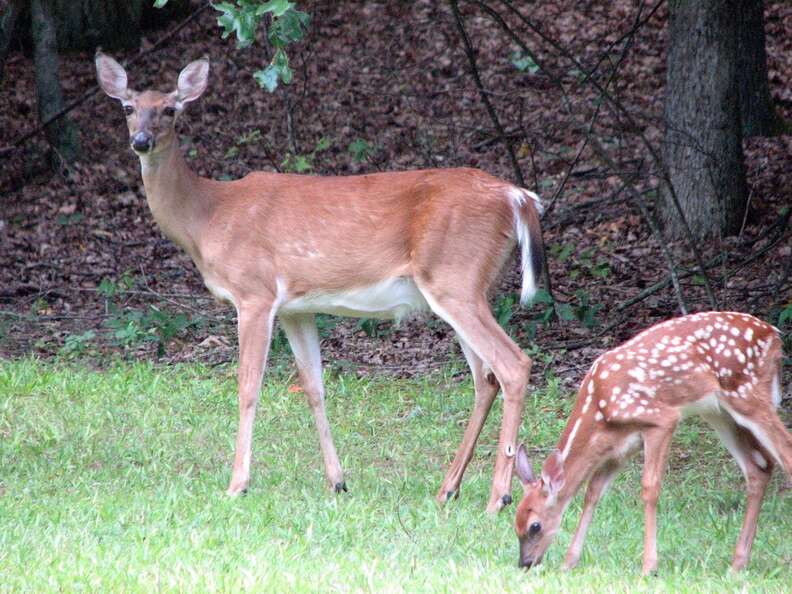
105 306 196 357
280 137 331 173
207 0 309 92
510 50 539 74
348 138 375 163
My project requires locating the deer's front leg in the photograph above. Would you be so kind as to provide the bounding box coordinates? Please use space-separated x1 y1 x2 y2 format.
227 300 276 496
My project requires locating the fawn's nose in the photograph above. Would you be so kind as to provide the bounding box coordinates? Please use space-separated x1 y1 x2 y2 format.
131 132 154 153
518 557 534 569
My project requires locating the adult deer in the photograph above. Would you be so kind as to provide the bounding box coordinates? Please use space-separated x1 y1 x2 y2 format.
514 311 791 573
95 53 544 512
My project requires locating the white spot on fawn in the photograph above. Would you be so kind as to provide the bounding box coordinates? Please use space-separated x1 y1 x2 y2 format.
627 368 646 382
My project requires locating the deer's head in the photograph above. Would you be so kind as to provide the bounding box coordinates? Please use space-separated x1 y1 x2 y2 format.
513 445 566 569
95 52 209 155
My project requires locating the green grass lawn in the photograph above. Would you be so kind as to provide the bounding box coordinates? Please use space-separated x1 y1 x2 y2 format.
0 358 790 593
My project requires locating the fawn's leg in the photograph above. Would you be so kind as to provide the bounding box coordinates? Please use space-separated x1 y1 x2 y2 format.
706 411 774 570
563 459 622 570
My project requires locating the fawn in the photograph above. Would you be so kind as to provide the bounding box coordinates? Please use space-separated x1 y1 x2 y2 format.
514 311 790 573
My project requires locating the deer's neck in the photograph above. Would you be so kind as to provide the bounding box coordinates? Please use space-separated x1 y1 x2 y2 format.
138 139 213 262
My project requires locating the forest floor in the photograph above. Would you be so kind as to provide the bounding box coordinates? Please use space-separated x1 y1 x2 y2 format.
1 1 792 397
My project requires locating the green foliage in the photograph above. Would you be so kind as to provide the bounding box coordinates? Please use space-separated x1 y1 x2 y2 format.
494 293 516 330
29 297 49 317
55 212 84 226
348 138 374 163
200 0 309 92
94 271 202 357
522 288 601 338
105 306 196 357
555 290 602 329
777 302 792 352
510 50 539 74
315 314 338 338
59 331 97 358
97 271 136 300
551 244 611 280
778 302 792 327
550 243 574 263
523 288 555 339
571 247 610 280
225 128 264 159
281 137 331 173
355 318 393 339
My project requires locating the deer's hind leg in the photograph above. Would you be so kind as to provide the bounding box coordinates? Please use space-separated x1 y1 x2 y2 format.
436 336 500 505
418 288 532 513
704 411 773 571
280 313 345 493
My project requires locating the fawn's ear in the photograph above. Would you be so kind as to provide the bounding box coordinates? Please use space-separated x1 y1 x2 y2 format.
541 449 565 496
95 51 130 100
177 58 209 105
515 444 535 486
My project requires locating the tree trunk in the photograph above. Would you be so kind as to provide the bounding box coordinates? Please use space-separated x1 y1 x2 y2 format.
737 0 780 137
31 0 79 165
662 0 747 239
6 0 193 52
51 0 143 51
0 0 23 84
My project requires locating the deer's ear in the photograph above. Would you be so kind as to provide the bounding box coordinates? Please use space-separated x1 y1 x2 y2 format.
177 59 209 105
541 449 565 496
515 444 535 486
95 52 130 100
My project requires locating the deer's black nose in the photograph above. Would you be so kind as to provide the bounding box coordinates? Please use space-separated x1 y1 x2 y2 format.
131 132 154 153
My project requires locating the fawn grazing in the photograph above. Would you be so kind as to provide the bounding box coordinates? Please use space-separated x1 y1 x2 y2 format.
95 53 544 512
514 311 791 573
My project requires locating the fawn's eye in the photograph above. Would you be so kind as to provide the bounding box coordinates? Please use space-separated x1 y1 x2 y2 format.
123 105 134 116
529 521 542 536
163 106 176 117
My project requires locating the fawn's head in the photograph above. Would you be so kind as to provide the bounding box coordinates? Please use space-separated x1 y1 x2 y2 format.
95 52 209 155
513 445 566 569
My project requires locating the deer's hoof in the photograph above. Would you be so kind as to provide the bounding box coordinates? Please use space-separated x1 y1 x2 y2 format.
501 494 513 506
227 483 248 497
334 481 348 493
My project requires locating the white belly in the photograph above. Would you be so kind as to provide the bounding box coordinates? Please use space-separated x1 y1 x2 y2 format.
680 392 722 419
279 277 429 320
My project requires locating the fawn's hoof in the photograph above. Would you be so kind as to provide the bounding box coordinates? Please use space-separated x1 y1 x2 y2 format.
501 494 513 506
334 481 348 493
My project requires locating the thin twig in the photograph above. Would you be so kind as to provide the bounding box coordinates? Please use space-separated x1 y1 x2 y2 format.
450 0 558 305
495 0 719 310
448 0 525 187
590 138 687 314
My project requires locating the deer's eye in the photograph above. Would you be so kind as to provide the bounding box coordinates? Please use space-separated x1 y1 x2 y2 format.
529 521 542 536
123 105 134 116
163 106 176 117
